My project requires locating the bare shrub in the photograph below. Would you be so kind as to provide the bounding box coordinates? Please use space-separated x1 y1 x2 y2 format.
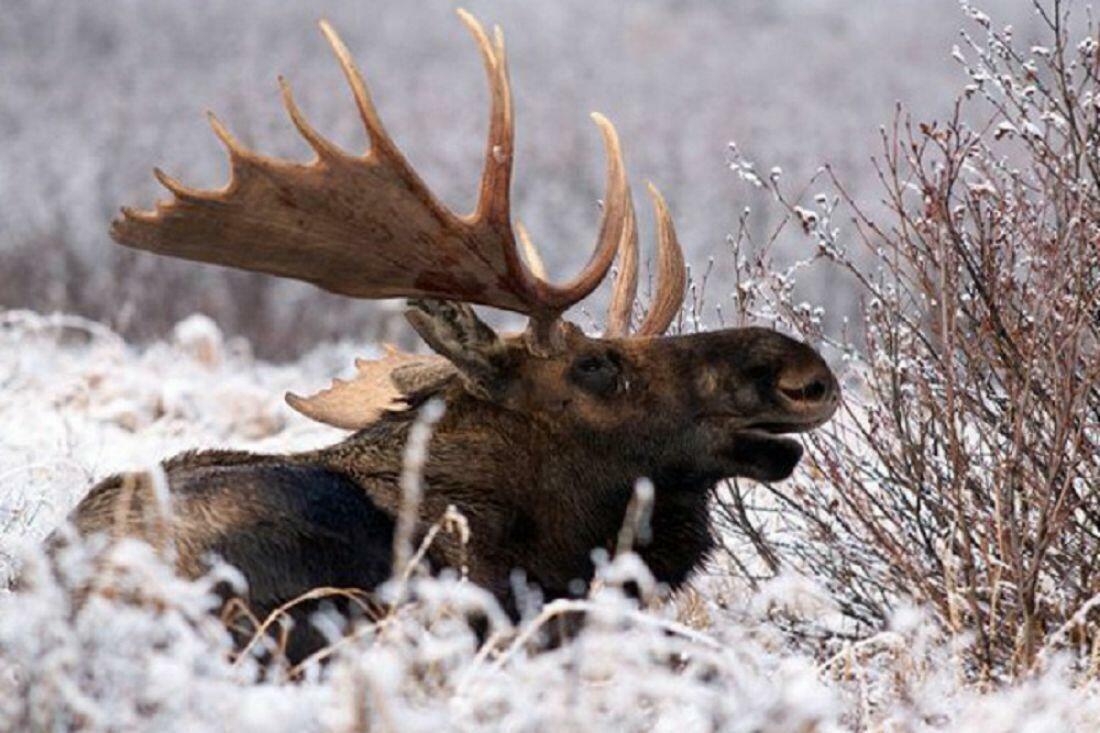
716 0 1100 680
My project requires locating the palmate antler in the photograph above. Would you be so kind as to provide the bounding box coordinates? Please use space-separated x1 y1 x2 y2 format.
112 10 687 426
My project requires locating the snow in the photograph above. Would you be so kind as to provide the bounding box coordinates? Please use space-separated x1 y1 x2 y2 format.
1 311 1099 731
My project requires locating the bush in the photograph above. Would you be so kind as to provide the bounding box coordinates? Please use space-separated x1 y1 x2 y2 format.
718 0 1100 680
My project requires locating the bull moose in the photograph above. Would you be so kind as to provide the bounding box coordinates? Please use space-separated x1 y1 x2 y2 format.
57 10 839 661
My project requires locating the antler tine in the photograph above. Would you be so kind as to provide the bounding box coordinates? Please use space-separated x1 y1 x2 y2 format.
457 11 625 316
636 183 686 336
152 167 211 203
603 189 639 338
532 113 628 310
318 20 400 162
515 221 547 280
278 75 344 160
206 112 249 161
457 10 513 228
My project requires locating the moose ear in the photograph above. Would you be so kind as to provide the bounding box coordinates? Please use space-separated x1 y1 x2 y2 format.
405 299 514 400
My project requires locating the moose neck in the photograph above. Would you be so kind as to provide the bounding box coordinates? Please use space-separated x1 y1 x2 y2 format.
306 387 716 604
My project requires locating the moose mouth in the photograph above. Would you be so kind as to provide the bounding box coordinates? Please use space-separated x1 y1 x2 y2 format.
702 416 820 482
729 425 806 482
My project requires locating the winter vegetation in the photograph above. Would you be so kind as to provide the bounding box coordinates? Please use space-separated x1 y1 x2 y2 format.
0 0 1044 357
3 0 1100 731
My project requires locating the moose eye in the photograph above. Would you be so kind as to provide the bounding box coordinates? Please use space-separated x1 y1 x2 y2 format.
569 353 621 397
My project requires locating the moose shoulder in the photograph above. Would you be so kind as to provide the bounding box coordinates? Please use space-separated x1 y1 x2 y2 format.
57 10 838 660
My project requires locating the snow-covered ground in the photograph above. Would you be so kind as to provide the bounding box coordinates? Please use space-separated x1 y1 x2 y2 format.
1 310 1098 731
0 310 354 558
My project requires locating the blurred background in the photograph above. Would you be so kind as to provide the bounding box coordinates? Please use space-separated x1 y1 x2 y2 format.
0 0 1043 358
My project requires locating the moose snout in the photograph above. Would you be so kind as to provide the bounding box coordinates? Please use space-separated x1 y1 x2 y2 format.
775 356 840 424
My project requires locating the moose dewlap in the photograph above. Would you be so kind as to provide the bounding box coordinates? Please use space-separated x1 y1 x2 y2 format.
55 9 838 662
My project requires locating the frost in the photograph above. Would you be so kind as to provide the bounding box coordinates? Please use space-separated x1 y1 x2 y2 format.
994 120 1018 139
1020 121 1044 139
172 314 225 367
965 6 992 29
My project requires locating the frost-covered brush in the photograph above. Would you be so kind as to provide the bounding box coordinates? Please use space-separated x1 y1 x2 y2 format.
58 10 838 662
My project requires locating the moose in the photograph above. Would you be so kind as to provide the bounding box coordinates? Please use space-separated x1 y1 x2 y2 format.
57 11 838 661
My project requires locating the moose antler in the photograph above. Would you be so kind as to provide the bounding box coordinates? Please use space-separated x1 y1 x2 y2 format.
112 9 689 428
603 183 686 338
111 11 632 344
286 347 452 430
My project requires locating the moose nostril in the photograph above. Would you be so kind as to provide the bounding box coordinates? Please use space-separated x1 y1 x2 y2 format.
779 377 831 404
803 380 827 401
